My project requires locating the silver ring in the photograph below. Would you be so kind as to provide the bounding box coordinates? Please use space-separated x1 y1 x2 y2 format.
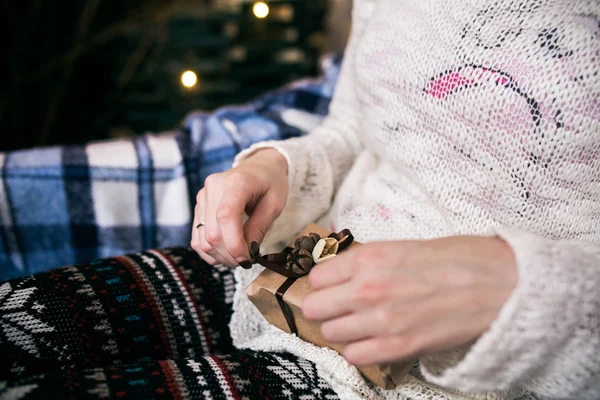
196 222 205 229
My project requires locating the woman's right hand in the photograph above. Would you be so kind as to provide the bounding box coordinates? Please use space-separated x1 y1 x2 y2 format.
191 149 289 268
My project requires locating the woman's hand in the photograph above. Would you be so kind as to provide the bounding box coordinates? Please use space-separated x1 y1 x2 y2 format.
303 236 518 366
191 149 288 267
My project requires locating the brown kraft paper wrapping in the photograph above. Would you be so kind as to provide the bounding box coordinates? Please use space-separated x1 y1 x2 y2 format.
246 224 414 390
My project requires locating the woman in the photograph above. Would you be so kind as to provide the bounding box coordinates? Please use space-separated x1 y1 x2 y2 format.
1 0 599 399
192 0 600 398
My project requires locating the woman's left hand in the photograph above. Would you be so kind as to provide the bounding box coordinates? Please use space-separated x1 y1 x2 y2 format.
303 235 518 366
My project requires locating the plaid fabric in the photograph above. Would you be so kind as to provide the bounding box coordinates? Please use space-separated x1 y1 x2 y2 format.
0 56 342 281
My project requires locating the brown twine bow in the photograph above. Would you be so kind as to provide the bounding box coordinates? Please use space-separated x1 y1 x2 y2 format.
249 229 354 335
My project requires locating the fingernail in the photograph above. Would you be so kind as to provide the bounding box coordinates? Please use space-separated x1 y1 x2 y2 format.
239 260 253 269
250 241 260 255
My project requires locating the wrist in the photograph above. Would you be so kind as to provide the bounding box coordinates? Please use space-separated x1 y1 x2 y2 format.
490 236 519 287
243 148 288 175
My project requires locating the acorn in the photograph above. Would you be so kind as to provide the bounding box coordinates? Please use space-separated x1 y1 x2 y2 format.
285 248 315 275
294 235 318 253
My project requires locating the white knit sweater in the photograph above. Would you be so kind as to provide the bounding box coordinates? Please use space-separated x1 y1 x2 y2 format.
230 1 600 399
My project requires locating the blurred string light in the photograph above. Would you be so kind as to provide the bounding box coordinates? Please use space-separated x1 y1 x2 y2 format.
181 70 198 88
253 2 269 19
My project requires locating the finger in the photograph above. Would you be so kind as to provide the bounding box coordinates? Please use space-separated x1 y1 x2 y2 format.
190 190 205 249
191 192 209 250
195 242 219 265
195 225 219 265
302 281 356 321
343 310 488 367
191 207 201 249
320 282 489 344
321 300 433 344
203 184 237 266
242 193 282 246
191 194 219 265
343 334 422 367
308 249 358 290
321 310 384 343
217 185 252 266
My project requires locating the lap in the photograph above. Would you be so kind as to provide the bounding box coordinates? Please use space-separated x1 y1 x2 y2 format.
0 248 235 380
0 350 339 399
1 248 340 399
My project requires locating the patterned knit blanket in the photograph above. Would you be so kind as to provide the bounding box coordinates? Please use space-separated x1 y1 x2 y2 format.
0 57 342 280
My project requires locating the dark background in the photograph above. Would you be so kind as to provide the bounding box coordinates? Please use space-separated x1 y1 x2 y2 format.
1 0 340 152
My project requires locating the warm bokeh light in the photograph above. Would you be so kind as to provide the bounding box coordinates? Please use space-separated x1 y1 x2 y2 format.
181 70 198 88
253 2 269 19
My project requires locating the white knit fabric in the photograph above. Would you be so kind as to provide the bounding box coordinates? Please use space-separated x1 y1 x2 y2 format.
230 0 600 399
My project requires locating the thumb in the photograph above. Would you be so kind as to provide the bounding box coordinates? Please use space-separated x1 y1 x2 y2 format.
242 194 283 247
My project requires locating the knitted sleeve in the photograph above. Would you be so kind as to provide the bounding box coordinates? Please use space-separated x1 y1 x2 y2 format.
420 227 600 400
232 1 375 237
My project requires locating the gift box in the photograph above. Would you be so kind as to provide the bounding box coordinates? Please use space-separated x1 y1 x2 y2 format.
246 223 414 389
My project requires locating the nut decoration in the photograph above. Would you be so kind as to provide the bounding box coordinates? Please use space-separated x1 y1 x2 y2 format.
312 237 339 264
293 233 321 253
308 232 321 244
286 248 314 274
249 229 352 278
284 233 324 274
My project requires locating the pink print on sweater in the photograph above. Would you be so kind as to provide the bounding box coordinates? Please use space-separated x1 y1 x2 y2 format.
424 65 565 148
425 66 512 99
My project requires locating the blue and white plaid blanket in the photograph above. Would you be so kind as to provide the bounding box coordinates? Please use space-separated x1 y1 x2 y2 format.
0 56 342 280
